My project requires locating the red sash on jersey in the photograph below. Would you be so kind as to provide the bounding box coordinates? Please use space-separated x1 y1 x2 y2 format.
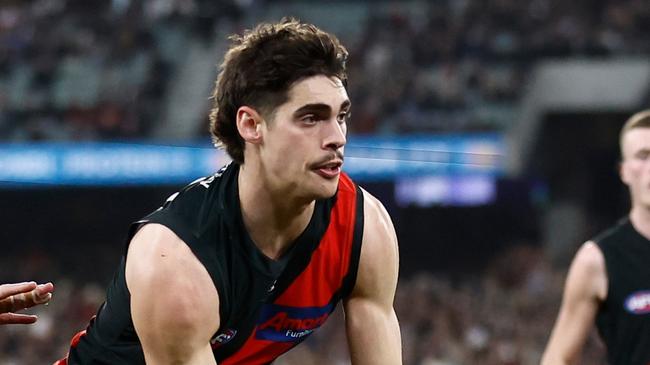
217 173 361 364
52 330 86 365
54 173 362 365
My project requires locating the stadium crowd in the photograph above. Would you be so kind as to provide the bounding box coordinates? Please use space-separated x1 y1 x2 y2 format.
0 244 605 365
1 0 643 364
0 0 247 140
1 0 649 139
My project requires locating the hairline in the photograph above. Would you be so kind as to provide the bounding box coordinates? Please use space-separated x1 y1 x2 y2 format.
620 110 650 158
253 74 348 124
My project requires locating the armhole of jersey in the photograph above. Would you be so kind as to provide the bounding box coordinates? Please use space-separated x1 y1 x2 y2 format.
125 211 227 320
591 235 611 300
340 184 364 299
592 238 612 344
598 241 610 305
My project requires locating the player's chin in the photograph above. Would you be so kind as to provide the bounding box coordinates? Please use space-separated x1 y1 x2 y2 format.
310 178 339 199
313 186 337 200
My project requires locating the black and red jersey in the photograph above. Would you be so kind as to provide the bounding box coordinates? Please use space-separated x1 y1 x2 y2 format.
56 162 364 365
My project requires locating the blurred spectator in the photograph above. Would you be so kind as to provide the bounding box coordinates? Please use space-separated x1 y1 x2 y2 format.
0 244 605 364
0 1 640 364
3 0 650 141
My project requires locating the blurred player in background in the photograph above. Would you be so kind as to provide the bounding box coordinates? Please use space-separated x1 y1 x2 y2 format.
56 18 401 365
0 281 53 325
542 110 650 365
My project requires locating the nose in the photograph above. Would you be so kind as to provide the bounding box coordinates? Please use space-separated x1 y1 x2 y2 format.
323 119 347 151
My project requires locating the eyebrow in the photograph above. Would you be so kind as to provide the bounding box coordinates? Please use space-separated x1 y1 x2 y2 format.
292 100 351 117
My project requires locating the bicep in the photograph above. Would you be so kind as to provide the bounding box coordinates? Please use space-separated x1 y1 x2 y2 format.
344 297 401 365
344 190 401 365
126 224 220 364
542 242 606 364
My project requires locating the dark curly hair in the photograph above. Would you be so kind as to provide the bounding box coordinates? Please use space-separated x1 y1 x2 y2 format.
208 18 349 163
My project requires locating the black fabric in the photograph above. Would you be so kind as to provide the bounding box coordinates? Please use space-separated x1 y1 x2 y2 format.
340 184 364 299
594 217 650 365
212 166 333 361
67 163 356 364
67 257 145 364
324 184 365 306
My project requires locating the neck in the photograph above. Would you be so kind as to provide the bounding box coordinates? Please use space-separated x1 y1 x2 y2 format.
238 164 315 260
629 205 650 241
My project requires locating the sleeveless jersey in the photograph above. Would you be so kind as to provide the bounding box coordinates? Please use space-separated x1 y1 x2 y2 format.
57 163 364 364
594 217 650 365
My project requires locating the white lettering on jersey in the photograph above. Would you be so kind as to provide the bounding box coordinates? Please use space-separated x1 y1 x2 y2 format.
165 192 180 203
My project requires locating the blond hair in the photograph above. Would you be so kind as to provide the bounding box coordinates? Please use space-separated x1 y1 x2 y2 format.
619 109 650 157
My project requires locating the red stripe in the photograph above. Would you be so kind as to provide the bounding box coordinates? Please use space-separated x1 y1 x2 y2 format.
52 330 87 365
70 329 87 347
276 174 356 306
220 173 358 364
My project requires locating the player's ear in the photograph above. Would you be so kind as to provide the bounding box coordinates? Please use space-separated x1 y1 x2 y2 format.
236 106 263 144
619 160 630 185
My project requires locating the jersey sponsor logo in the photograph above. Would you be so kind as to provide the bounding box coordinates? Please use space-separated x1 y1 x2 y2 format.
255 303 334 342
210 329 237 348
624 290 650 314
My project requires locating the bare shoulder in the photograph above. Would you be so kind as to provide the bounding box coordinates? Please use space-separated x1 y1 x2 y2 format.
126 223 215 289
126 223 187 268
567 241 607 301
540 241 606 364
361 188 398 245
352 188 399 300
572 241 606 277
360 188 399 264
125 223 219 340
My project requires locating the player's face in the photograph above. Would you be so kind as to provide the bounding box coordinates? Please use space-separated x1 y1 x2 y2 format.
620 127 650 209
260 75 349 200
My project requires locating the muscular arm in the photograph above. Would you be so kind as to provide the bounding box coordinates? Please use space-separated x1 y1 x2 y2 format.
125 224 220 365
541 242 607 365
343 189 402 365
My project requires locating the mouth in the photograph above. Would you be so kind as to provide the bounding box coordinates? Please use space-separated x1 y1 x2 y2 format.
312 160 343 179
